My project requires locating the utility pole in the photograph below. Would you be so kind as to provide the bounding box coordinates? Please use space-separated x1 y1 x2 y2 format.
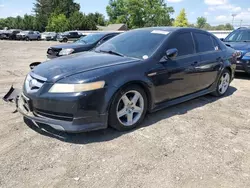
232 14 237 27
240 20 243 27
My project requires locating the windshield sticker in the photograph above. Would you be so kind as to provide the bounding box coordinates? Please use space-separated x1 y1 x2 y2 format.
143 55 149 60
151 30 169 35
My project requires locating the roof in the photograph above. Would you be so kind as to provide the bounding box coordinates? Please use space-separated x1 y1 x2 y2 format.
98 24 128 31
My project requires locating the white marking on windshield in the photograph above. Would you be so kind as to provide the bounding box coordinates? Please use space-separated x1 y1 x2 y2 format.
151 30 169 35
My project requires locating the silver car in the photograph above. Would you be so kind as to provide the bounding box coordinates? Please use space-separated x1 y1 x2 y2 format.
16 31 41 41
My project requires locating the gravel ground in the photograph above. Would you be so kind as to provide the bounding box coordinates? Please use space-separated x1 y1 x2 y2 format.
0 40 250 188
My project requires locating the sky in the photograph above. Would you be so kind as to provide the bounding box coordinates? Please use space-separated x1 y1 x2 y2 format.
0 0 250 26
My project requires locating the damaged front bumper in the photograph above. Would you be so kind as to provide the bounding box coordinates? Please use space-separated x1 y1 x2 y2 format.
2 86 108 133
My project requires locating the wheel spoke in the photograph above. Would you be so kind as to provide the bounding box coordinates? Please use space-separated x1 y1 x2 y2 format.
127 113 133 125
121 95 131 105
133 106 142 114
131 93 140 105
118 108 127 118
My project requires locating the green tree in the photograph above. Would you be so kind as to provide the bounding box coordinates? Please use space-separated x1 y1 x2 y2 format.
87 12 106 26
46 13 69 32
33 0 80 31
196 16 207 28
106 0 174 28
174 8 188 27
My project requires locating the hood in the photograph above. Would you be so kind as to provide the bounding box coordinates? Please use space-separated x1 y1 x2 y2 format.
32 52 140 83
51 42 93 50
225 42 250 51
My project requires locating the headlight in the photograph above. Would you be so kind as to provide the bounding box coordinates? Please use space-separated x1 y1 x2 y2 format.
49 81 105 93
59 48 74 56
244 52 250 57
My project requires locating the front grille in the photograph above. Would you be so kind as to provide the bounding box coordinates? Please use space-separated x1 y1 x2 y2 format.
47 48 62 56
34 108 73 122
25 73 46 93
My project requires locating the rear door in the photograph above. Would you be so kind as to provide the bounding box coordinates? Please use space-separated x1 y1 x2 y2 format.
192 32 222 91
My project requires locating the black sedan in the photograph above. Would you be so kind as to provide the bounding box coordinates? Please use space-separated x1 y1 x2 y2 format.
15 27 236 133
47 32 120 59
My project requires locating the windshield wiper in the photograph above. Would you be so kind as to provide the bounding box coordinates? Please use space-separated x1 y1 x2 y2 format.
99 50 125 57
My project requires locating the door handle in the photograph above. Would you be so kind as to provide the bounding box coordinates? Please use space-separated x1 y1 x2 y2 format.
191 61 198 66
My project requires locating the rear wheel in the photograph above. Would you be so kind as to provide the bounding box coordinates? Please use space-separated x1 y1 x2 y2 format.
212 69 231 97
25 37 29 41
109 85 148 131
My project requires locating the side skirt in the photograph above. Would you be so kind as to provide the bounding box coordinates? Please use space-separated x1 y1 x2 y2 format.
150 86 216 113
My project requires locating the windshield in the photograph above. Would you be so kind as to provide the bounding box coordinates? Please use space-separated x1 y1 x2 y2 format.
95 30 169 59
225 30 250 42
76 33 106 44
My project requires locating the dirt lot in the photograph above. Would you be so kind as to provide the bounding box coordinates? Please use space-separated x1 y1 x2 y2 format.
0 40 250 188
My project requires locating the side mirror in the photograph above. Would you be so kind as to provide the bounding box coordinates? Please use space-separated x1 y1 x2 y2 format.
220 38 225 42
166 48 178 59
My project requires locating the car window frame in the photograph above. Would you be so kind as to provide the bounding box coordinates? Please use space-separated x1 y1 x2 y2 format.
165 31 197 59
193 31 217 54
100 34 116 43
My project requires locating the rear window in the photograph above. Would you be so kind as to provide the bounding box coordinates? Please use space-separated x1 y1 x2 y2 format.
194 33 214 53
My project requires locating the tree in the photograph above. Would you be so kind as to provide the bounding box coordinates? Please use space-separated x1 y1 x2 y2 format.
68 12 97 30
174 8 188 27
106 0 174 28
33 0 80 31
46 13 69 32
106 0 128 25
196 16 207 28
87 12 106 26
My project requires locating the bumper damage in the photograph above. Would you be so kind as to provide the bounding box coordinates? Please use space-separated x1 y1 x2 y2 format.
2 86 108 133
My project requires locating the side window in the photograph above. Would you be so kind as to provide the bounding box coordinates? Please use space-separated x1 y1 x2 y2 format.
211 37 220 51
194 33 214 53
167 32 195 57
102 35 114 43
29 31 34 34
71 32 78 36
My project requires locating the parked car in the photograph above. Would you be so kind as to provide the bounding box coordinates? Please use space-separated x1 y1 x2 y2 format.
57 31 83 42
9 27 236 133
16 31 41 41
222 27 250 74
47 32 120 59
41 32 57 41
0 29 21 40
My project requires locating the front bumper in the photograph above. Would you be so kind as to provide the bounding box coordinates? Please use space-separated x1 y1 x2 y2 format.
7 86 109 133
236 59 250 73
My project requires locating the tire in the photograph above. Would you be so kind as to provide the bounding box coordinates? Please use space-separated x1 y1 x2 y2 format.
108 85 148 131
25 37 29 41
212 69 231 97
37 36 41 41
62 38 68 43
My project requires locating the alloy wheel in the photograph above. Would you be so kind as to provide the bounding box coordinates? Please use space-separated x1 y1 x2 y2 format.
218 72 230 94
116 90 144 126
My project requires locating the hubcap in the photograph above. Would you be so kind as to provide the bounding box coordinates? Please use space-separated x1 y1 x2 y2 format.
218 72 230 94
116 90 144 126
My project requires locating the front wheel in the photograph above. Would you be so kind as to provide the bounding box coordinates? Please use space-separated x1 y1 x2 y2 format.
109 85 148 131
212 69 231 97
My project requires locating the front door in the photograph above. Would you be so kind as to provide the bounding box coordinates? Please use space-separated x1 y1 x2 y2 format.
150 32 201 103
